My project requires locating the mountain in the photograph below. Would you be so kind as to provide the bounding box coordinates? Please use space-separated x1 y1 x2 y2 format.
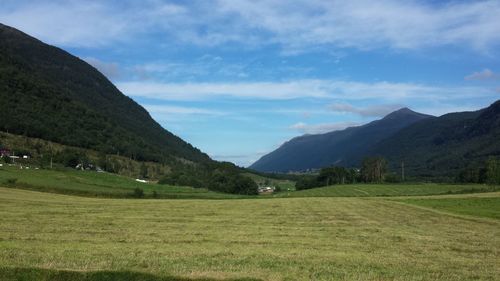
370 100 500 179
250 108 432 172
0 23 209 164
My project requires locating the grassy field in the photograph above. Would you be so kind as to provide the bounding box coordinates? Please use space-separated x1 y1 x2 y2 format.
0 187 499 281
2 165 498 200
242 173 296 192
0 166 240 199
396 197 500 219
274 183 500 198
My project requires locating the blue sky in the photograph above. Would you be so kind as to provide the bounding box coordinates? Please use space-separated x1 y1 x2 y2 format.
1 0 500 166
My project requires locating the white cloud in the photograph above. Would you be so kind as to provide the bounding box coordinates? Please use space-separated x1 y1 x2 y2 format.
144 105 225 116
0 1 133 47
84 57 121 80
289 121 360 134
118 80 329 100
328 102 404 117
117 80 493 101
1 0 500 52
215 0 500 52
131 56 249 81
465 69 500 81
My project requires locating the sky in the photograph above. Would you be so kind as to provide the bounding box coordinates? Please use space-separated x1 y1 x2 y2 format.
1 0 500 167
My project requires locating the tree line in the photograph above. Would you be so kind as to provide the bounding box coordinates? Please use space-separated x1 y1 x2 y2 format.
158 161 258 195
457 157 500 185
296 156 388 190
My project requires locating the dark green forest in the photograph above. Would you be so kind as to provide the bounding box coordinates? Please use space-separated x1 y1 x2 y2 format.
0 23 208 164
0 23 261 195
371 100 500 180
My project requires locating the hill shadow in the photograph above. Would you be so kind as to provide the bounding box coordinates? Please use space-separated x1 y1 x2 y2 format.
0 267 262 281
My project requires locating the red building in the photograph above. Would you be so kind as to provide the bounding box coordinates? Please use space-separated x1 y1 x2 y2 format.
0 148 11 157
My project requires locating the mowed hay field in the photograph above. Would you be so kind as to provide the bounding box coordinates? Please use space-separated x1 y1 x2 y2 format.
1 188 499 281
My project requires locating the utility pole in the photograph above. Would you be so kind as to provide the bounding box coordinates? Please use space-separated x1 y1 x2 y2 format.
401 160 405 182
50 144 53 169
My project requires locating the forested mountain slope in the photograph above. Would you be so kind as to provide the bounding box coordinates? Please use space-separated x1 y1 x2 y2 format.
250 108 432 172
370 100 500 179
0 23 209 164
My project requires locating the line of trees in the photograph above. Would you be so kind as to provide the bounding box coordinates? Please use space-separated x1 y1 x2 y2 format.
457 157 500 185
296 156 390 190
158 162 258 195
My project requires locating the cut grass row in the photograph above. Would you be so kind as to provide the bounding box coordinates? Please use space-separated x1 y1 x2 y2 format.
273 183 500 198
0 187 498 280
396 197 500 220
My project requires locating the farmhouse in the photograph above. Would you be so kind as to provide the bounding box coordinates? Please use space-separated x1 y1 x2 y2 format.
0 148 11 157
258 186 275 194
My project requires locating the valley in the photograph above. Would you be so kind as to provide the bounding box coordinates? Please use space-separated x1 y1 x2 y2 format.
1 5 500 280
1 187 499 281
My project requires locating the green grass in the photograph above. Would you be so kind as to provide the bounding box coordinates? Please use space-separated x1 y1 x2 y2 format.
273 183 500 198
2 165 498 200
242 173 296 191
396 197 500 219
0 187 499 280
0 166 240 199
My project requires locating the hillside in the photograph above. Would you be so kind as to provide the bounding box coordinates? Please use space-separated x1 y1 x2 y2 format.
250 108 432 172
0 23 209 164
370 100 500 179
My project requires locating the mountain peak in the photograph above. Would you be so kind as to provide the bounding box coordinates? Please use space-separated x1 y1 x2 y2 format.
382 107 432 120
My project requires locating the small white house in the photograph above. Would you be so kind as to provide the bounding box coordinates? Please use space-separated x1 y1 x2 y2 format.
258 186 275 194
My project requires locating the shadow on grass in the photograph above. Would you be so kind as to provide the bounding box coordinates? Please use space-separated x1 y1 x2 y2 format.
0 267 262 281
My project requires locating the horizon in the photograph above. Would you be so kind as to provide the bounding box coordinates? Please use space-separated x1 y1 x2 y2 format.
1 1 500 167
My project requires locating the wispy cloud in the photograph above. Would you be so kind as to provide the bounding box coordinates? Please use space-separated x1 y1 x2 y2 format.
131 56 249 81
0 1 133 47
118 80 329 100
465 69 500 81
84 57 122 80
328 102 404 117
2 0 500 52
118 80 493 101
289 121 360 134
144 105 225 116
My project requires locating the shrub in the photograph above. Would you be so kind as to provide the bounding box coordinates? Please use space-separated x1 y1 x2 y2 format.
295 176 321 190
5 178 18 185
131 187 144 198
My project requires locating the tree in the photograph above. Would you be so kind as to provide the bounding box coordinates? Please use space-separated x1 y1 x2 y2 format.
140 163 148 179
295 176 321 190
486 157 500 185
318 166 359 185
361 156 387 183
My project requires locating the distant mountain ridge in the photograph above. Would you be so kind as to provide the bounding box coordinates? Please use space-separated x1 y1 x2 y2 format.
250 108 432 172
0 23 209 164
370 100 500 179
251 101 500 179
